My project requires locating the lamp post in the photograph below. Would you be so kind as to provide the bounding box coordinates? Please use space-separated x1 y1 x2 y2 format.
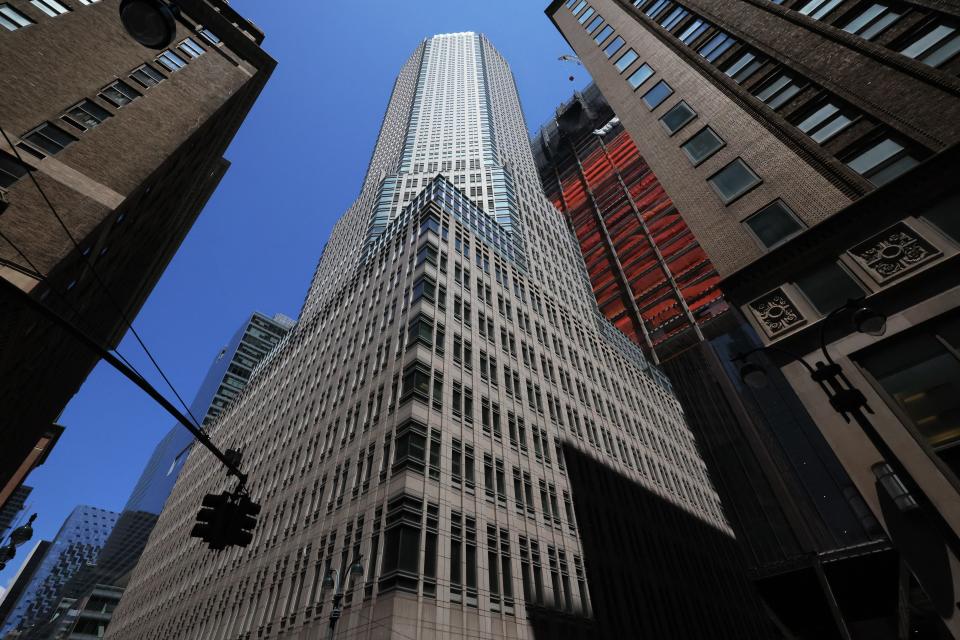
732 298 959 552
321 556 365 640
0 513 36 571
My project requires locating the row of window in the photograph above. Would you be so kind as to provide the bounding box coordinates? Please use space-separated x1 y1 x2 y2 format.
570 0 931 250
12 37 206 167
571 7 767 210
629 0 925 187
775 0 960 69
0 0 99 30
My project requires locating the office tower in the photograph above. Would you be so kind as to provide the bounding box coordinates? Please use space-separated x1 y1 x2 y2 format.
107 32 767 639
21 311 296 640
0 0 275 515
546 0 960 636
0 485 31 541
125 312 295 517
0 506 118 636
533 85 899 637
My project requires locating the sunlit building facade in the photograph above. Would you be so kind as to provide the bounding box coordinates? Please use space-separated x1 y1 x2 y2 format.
106 33 769 639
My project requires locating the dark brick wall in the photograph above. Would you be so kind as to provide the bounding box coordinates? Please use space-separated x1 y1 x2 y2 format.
0 0 274 501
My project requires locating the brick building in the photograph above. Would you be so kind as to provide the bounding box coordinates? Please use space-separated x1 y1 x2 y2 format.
0 0 274 514
546 0 960 636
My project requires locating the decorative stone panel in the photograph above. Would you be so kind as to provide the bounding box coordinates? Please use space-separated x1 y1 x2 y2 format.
747 288 805 338
847 222 941 285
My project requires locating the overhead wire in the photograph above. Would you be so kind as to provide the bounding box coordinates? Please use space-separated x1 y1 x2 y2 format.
1 126 203 429
0 228 147 380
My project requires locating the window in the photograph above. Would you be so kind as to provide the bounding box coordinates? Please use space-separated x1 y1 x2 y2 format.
678 18 709 44
794 262 864 314
178 37 205 58
842 4 901 40
795 100 854 143
572 0 587 15
845 137 919 186
857 314 960 478
0 4 32 30
401 362 431 403
626 63 654 89
585 15 604 34
0 151 27 189
708 158 761 203
594 25 613 44
614 48 638 72
30 0 69 16
130 64 165 89
157 50 187 72
682 126 724 164
198 27 221 45
797 0 842 20
392 420 427 473
660 6 688 30
660 100 696 134
922 192 960 242
603 36 625 59
744 200 804 248
99 80 141 107
753 71 804 110
698 32 736 62
724 50 765 84
577 6 594 24
62 99 112 132
899 22 960 68
645 0 670 18
642 80 673 109
24 122 76 155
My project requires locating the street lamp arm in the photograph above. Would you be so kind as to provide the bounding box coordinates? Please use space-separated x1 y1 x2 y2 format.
732 344 817 376
0 276 248 487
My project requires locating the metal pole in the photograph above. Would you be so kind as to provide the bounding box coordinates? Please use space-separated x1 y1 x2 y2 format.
0 276 247 486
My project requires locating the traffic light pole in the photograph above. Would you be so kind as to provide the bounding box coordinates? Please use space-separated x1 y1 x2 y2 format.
1 276 247 487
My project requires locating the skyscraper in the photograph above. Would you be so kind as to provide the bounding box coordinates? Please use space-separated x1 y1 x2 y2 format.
106 33 765 639
0 506 118 636
546 0 960 635
0 0 274 514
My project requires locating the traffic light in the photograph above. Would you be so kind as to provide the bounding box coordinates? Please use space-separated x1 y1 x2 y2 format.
191 492 231 551
227 495 261 548
190 491 262 551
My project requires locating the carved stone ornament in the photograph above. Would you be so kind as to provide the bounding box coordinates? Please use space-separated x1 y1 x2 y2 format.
748 288 805 338
847 222 941 285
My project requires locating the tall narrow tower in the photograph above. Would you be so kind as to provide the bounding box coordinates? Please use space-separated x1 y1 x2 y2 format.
106 33 765 639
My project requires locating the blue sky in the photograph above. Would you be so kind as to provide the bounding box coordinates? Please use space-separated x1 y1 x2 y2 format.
1 1 590 589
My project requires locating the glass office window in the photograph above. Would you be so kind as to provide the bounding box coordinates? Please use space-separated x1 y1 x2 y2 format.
594 25 614 44
615 49 638 72
659 101 696 134
627 63 654 89
842 4 901 40
642 80 673 109
681 126 724 164
744 200 803 248
900 23 960 68
0 3 32 30
708 158 761 203
603 36 625 58
858 315 960 478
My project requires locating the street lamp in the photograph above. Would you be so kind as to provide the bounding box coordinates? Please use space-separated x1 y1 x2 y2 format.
322 557 365 640
0 513 36 571
732 298 959 550
118 0 177 49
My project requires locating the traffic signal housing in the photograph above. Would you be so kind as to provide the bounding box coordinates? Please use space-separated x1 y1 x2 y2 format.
190 491 262 551
228 495 261 548
190 492 231 551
